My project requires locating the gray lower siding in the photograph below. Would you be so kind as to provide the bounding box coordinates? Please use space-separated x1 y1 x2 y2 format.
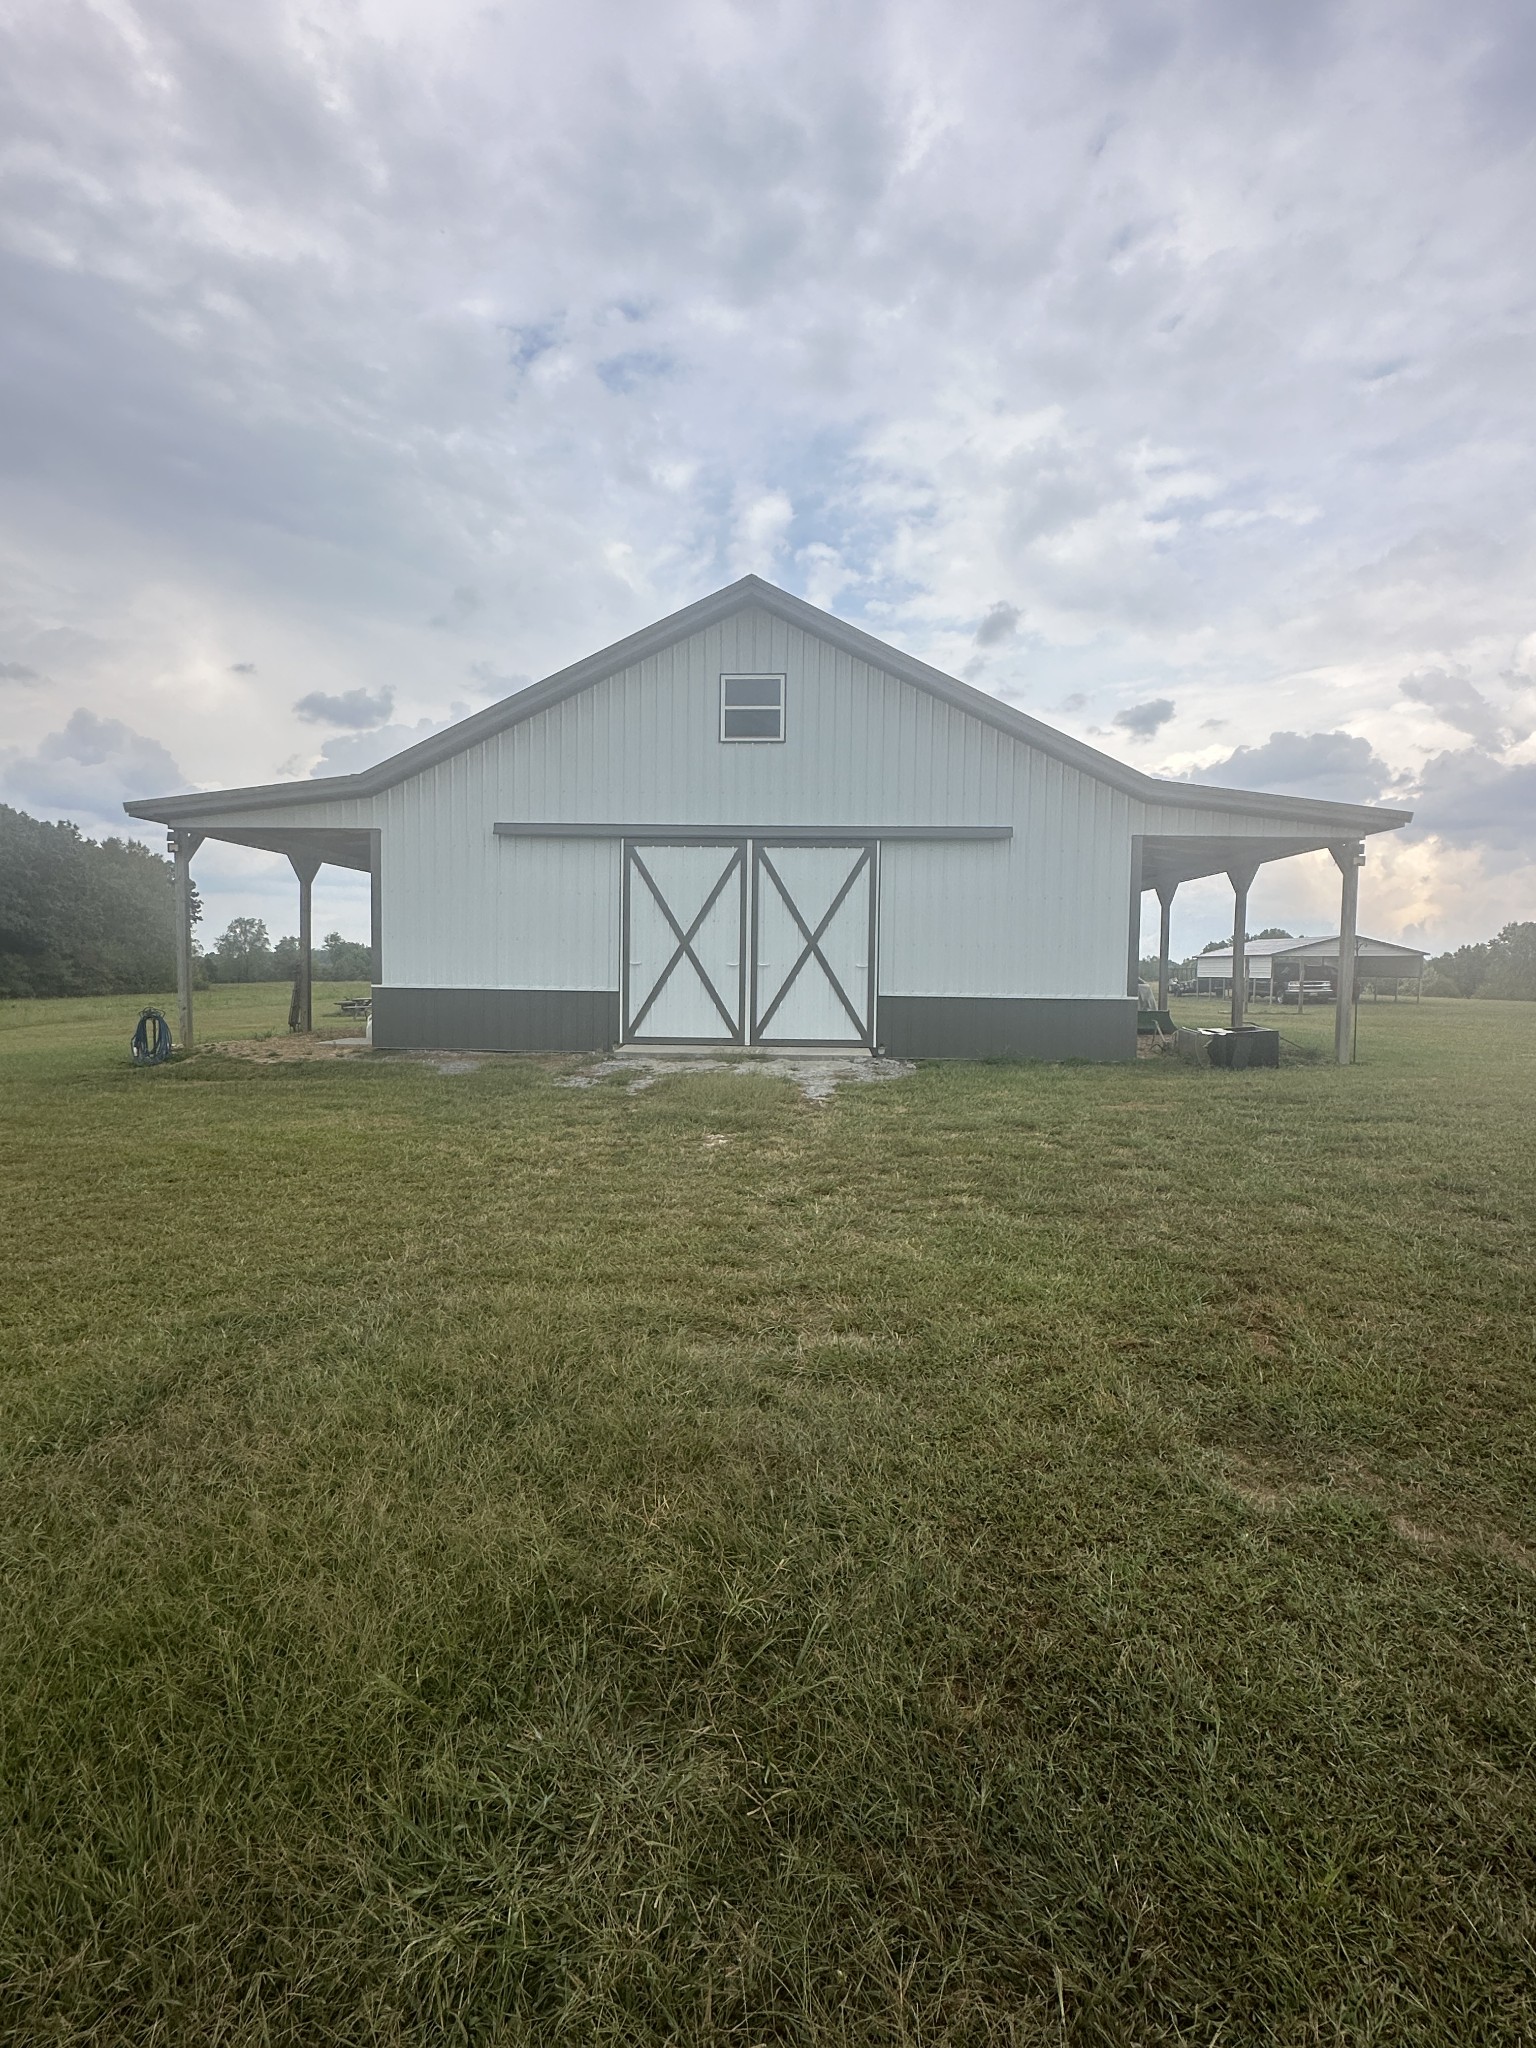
371 987 1135 1062
877 995 1137 1062
372 987 619 1052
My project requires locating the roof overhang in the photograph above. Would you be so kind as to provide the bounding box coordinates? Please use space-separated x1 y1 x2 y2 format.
165 824 375 872
1138 833 1380 893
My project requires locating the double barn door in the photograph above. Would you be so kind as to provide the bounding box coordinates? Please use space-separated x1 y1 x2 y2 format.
621 837 876 1047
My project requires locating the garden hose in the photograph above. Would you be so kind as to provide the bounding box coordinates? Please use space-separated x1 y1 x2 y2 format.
131 1008 173 1065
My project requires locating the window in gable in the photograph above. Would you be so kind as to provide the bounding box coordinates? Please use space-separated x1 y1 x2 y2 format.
720 673 785 743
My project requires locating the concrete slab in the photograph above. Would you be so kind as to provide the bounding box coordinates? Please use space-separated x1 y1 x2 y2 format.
557 1049 916 1102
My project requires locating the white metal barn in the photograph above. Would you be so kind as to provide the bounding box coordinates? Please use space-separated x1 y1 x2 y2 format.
125 577 1412 1064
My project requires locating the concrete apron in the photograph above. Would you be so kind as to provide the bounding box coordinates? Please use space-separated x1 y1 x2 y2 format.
557 1048 916 1103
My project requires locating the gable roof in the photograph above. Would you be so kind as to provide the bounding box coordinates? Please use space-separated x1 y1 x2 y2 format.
125 575 1412 835
1280 934 1426 962
1197 935 1331 962
1200 934 1427 965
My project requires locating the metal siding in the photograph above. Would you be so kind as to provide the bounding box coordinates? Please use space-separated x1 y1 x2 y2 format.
371 987 618 1052
879 996 1137 1062
189 607 1332 1005
1129 795 1347 842
194 796 377 831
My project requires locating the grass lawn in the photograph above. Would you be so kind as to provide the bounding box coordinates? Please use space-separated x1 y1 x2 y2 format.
2 987 1534 2044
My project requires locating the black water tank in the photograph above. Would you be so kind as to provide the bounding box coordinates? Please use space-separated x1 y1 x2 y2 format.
1204 1026 1280 1069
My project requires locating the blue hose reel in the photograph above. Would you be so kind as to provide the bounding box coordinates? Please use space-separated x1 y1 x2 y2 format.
131 1008 174 1065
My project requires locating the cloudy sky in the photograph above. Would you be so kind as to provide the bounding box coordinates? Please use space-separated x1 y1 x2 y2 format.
2 0 1533 956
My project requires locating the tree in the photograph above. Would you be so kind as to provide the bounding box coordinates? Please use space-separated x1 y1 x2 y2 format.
1483 922 1536 1000
317 931 372 980
206 917 275 983
0 805 189 997
1428 942 1491 997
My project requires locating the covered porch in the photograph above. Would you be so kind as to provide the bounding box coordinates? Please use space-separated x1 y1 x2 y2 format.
1136 829 1375 1066
139 816 379 1050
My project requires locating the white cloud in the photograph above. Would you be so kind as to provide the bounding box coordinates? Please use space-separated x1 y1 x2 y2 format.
1398 669 1526 751
309 716 453 776
294 685 395 728
1412 746 1536 856
1115 697 1176 739
974 602 1020 648
0 708 186 829
729 490 794 578
1193 729 1392 804
0 0 1532 940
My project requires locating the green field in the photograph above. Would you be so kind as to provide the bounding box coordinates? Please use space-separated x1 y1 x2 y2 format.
2 989 1534 2044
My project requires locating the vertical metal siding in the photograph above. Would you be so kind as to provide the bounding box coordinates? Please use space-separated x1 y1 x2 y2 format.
208 610 1320 1000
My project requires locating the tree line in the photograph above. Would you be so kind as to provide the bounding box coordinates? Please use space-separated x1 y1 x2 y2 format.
1426 923 1536 999
1 805 370 997
0 804 191 997
201 917 371 984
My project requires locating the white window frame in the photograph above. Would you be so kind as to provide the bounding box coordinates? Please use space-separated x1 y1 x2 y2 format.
719 672 786 744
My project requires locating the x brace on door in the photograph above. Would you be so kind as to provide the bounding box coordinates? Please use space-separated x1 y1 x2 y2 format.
753 844 872 1041
626 844 744 1039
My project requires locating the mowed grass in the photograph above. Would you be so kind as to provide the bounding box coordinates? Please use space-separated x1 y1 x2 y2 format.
1 990 1534 2045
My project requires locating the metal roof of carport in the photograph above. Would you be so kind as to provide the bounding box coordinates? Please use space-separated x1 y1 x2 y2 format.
1199 934 1427 969
1279 934 1426 963
122 576 1413 863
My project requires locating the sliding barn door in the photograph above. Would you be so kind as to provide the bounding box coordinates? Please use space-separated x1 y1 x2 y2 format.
622 840 747 1044
751 841 876 1047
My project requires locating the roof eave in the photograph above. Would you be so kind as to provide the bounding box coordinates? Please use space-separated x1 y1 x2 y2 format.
123 773 363 825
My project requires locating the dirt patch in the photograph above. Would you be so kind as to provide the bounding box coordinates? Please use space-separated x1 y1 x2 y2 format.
198 1035 369 1064
1390 1514 1454 1554
202 1042 563 1079
1486 1530 1536 1575
1217 1452 1294 1514
1389 1516 1536 1572
1215 1455 1535 1573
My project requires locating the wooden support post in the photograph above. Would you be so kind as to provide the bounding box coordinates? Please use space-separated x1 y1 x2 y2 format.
369 829 382 987
1126 836 1145 999
1156 881 1177 1013
1332 840 1363 1066
1228 863 1257 1030
288 852 322 1034
172 829 203 1049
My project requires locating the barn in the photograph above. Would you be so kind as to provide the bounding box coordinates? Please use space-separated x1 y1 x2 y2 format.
125 576 1412 1065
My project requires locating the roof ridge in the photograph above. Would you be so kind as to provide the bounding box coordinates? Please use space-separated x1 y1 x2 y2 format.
126 575 1413 835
